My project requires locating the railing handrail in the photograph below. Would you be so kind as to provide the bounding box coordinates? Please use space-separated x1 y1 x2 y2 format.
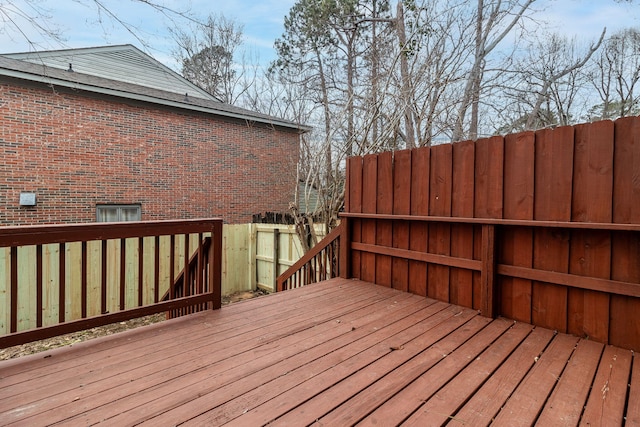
277 222 343 291
0 218 222 247
340 212 640 232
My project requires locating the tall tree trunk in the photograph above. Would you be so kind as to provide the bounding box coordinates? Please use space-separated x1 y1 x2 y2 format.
347 32 356 156
371 0 379 148
316 49 333 184
396 1 416 149
453 0 535 141
453 0 483 142
469 0 484 140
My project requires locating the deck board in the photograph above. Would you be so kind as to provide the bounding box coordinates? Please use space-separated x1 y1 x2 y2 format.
271 305 479 426
358 317 513 426
536 339 604 426
401 321 534 426
2 282 373 407
451 326 555 425
580 345 633 426
0 278 637 426
627 354 640 426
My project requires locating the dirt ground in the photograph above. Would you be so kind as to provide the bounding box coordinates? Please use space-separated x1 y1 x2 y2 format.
0 289 268 361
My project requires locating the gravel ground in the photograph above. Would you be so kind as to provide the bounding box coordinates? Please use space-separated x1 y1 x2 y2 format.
0 289 267 361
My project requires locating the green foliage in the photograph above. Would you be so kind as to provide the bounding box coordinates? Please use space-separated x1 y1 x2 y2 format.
173 13 243 103
272 0 391 74
182 45 234 95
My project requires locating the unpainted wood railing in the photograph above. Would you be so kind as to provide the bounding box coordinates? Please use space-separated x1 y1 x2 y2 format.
0 218 222 348
277 222 345 291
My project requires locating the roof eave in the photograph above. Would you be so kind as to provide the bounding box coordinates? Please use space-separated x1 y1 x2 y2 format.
0 67 311 133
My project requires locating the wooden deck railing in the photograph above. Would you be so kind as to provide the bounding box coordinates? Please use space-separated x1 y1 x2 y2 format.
0 218 222 348
164 236 213 319
276 222 345 291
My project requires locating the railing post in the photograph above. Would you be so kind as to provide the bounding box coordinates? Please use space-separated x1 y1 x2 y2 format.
339 219 351 279
210 220 223 309
481 224 497 318
81 241 88 318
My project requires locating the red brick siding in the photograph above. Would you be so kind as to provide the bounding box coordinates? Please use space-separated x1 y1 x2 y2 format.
0 80 300 225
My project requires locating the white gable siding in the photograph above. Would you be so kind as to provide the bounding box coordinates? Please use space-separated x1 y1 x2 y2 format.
4 45 216 101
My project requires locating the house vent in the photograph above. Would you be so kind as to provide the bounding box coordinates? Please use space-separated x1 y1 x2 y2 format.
19 192 36 206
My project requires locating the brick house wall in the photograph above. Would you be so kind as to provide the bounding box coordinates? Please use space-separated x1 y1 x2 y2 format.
0 79 300 225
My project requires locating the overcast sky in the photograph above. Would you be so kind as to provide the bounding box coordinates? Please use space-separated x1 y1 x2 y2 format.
0 0 637 70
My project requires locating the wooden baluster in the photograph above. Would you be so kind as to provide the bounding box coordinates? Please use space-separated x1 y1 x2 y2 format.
327 242 333 278
101 240 108 314
154 236 160 304
207 234 214 301
81 241 88 318
169 234 175 300
59 243 66 323
197 233 203 296
36 245 43 328
119 238 126 311
138 237 144 307
10 247 17 333
183 234 190 298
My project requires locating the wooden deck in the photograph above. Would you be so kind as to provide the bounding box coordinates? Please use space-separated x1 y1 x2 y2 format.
1 278 638 426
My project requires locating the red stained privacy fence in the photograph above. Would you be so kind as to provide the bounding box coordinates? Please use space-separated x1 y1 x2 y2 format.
342 117 640 351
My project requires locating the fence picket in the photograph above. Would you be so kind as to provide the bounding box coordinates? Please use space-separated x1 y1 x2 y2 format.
362 154 378 284
428 143 452 301
376 152 393 287
408 147 430 297
392 149 411 291
451 140 475 307
500 132 535 322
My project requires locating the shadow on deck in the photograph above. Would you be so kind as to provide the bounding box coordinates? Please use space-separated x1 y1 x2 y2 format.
1 278 638 426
